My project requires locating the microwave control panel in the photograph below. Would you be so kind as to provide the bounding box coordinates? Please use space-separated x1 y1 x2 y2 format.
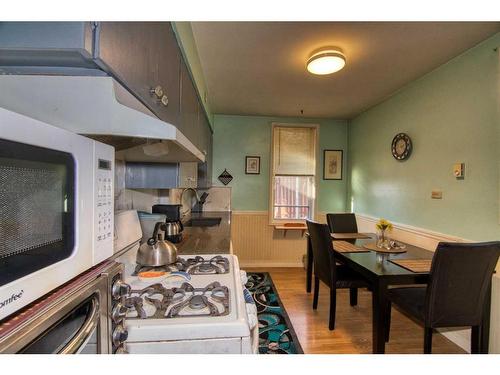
94 142 114 264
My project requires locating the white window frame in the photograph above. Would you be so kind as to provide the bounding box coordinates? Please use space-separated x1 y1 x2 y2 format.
268 122 319 225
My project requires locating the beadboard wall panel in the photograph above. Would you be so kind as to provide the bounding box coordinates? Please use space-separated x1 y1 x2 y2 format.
231 211 319 267
231 211 329 267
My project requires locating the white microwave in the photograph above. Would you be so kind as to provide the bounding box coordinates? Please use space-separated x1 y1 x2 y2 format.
0 108 114 320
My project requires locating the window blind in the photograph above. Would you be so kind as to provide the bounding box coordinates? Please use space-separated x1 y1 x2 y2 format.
273 126 316 175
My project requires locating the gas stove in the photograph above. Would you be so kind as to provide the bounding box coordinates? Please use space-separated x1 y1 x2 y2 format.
132 255 230 276
112 210 258 353
114 249 257 353
124 281 230 319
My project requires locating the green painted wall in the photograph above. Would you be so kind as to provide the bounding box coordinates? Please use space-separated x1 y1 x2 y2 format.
212 114 349 212
348 33 500 241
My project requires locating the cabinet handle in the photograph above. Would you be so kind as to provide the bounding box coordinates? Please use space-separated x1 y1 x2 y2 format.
160 95 169 107
150 85 164 99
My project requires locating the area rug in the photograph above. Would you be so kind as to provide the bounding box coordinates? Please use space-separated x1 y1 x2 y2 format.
245 272 304 354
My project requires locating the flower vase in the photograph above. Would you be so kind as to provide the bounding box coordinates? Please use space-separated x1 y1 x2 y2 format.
376 229 390 249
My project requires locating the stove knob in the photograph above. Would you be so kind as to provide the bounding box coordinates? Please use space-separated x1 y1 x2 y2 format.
112 325 128 346
112 280 131 300
111 303 128 323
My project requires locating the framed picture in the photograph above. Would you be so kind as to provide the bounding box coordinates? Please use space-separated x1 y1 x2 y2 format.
323 150 343 180
245 156 261 174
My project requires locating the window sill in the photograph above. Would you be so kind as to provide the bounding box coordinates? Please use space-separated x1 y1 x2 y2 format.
273 223 307 237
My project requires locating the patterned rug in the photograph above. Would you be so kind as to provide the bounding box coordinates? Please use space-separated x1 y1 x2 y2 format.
245 272 304 354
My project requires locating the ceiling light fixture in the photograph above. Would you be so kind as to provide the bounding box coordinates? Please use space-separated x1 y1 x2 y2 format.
306 48 346 75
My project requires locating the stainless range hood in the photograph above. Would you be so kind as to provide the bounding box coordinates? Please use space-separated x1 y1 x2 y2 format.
0 75 205 163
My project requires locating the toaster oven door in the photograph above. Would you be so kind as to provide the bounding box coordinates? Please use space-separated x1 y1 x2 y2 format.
0 275 109 354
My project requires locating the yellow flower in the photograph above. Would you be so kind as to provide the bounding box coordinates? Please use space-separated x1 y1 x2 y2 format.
376 218 393 231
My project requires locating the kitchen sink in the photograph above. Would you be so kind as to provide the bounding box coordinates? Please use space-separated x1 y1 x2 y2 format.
184 217 222 227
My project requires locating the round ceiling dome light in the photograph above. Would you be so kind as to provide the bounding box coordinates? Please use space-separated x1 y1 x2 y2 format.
306 48 346 75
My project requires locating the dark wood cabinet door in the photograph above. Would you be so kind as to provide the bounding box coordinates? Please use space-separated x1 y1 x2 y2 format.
96 22 180 125
180 61 200 148
155 24 181 126
197 112 213 188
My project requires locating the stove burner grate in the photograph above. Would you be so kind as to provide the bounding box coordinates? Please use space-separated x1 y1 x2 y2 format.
186 255 230 275
133 256 230 276
125 282 230 319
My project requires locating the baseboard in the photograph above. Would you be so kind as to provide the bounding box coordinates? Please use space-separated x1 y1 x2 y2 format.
355 212 472 353
239 261 303 268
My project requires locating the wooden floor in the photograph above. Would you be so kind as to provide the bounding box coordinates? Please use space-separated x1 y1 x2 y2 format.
248 267 466 354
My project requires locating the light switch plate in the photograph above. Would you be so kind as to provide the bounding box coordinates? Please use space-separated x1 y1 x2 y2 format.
431 190 443 199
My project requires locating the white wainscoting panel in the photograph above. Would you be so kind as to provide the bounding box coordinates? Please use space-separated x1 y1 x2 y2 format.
490 274 500 353
355 213 467 251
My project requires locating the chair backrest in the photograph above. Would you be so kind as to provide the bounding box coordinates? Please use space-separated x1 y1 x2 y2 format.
326 213 358 233
306 220 336 286
425 241 500 328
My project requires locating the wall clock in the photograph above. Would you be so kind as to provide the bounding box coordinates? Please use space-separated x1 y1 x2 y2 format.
391 133 412 161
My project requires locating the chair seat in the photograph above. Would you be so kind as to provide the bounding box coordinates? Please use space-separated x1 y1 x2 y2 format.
334 265 370 289
387 286 426 322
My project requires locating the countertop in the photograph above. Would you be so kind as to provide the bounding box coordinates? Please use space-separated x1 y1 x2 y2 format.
176 211 231 255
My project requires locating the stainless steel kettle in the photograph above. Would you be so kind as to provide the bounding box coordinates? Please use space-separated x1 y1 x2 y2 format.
136 222 178 266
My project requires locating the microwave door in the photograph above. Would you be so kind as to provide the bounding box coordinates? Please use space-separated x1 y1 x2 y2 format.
0 138 75 287
20 295 100 354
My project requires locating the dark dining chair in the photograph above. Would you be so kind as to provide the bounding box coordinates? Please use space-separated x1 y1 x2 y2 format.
326 213 358 234
386 241 500 354
306 219 370 330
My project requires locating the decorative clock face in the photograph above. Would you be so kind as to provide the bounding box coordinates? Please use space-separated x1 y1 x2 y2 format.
391 133 412 160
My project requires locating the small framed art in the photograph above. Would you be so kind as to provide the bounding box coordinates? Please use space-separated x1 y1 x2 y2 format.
323 150 343 180
245 156 261 174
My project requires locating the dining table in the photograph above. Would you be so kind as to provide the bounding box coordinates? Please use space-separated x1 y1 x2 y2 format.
305 233 492 354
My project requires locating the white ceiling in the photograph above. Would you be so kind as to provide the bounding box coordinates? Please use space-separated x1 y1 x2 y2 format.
191 22 500 119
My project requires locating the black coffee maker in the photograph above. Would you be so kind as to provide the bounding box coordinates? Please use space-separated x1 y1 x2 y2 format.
152 204 183 243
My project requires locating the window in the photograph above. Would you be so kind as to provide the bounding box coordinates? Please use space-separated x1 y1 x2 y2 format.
269 124 317 224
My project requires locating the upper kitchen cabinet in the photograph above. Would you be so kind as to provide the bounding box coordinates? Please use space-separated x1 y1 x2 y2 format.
95 22 181 126
197 111 213 188
0 22 95 69
0 22 212 171
180 61 200 148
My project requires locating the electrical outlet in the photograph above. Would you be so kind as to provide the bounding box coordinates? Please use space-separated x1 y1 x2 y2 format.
431 190 443 199
453 163 465 178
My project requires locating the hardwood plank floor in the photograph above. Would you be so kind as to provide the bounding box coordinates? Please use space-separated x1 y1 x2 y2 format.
247 267 466 354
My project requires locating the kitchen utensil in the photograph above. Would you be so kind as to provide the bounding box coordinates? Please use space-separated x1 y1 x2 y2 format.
193 192 209 212
138 271 167 282
136 222 178 267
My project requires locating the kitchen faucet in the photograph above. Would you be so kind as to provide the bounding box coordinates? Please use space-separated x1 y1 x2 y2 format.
180 187 209 214
180 187 200 216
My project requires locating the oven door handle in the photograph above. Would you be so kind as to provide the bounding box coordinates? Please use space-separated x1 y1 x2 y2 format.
58 296 100 354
